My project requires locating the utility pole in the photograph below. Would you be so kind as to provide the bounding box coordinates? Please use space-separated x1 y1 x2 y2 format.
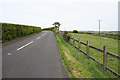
99 20 101 35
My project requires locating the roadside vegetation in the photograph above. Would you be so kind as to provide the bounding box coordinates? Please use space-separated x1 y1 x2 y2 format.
55 33 117 78
2 23 41 43
70 33 119 73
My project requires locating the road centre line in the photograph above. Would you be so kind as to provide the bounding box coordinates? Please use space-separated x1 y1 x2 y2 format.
36 33 46 40
17 32 47 50
8 32 47 55
36 37 41 40
17 41 34 51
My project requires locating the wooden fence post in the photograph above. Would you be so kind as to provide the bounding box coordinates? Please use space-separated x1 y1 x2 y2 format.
103 46 107 71
87 40 90 58
78 38 81 51
69 35 71 44
73 36 75 47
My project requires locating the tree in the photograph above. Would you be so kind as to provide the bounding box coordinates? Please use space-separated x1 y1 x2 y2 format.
73 30 78 33
52 22 61 31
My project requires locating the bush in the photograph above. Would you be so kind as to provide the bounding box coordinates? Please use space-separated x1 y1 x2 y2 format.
73 30 78 33
63 31 70 42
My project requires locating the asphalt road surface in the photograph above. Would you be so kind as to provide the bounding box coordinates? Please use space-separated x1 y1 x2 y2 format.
2 31 68 78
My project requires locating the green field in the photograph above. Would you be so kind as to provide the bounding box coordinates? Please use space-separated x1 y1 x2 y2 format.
82 31 119 34
55 33 117 78
65 31 119 40
70 33 119 74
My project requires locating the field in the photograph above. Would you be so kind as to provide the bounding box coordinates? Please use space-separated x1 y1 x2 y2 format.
83 31 119 34
65 31 119 40
70 33 119 74
55 33 117 78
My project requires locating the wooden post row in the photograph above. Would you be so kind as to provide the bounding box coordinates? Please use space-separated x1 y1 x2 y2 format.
73 36 75 47
103 46 107 71
69 35 71 44
78 38 81 51
87 40 90 59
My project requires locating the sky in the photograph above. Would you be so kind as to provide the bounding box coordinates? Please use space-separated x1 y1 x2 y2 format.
0 0 119 31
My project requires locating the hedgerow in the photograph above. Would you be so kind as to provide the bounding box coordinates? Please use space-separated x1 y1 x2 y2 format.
2 23 41 42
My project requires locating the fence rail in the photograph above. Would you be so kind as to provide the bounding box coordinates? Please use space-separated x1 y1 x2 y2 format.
72 37 120 60
67 34 120 78
107 52 120 60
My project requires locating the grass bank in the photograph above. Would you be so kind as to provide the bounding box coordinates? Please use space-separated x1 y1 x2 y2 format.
55 34 117 78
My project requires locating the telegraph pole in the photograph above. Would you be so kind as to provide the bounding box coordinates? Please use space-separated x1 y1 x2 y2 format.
99 20 101 35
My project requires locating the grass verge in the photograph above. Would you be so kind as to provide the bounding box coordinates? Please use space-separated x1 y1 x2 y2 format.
55 33 117 78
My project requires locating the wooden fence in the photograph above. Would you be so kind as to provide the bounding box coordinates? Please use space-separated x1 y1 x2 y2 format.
66 34 120 78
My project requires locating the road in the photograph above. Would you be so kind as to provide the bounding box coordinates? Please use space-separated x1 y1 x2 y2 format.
2 31 68 78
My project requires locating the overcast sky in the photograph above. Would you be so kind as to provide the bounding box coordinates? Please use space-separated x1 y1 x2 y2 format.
0 0 119 31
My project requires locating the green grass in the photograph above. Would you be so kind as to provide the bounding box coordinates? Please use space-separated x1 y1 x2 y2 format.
68 31 119 40
70 33 119 74
55 33 117 78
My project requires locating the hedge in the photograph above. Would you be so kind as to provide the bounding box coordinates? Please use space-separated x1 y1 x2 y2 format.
2 23 41 43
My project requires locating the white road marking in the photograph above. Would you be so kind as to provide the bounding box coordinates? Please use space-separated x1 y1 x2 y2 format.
36 33 47 40
36 37 41 40
9 32 47 54
17 41 34 51
36 38 39 40
8 53 11 55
